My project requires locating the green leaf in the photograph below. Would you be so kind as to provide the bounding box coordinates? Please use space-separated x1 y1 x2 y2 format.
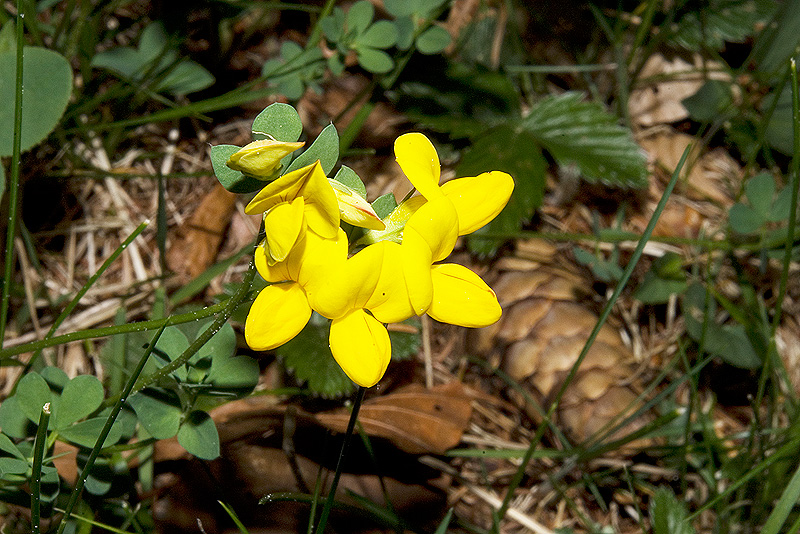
372 192 398 220
520 92 648 188
0 397 34 438
634 272 688 304
54 375 103 430
156 326 190 361
346 1 374 35
0 458 29 477
332 165 367 197
252 102 303 143
321 9 345 42
128 388 182 440
358 20 398 49
389 318 420 360
177 411 220 460
356 47 394 74
457 125 547 255
671 0 776 52
0 162 5 202
278 318 355 398
0 47 72 156
745 172 775 218
0 433 25 460
650 487 696 534
210 144 267 194
383 0 414 17
393 17 416 50
192 322 237 365
285 123 339 175
752 0 800 74
729 203 762 234
58 416 125 448
16 372 53 425
207 355 260 396
682 80 733 123
768 182 793 222
764 83 794 155
415 26 451 54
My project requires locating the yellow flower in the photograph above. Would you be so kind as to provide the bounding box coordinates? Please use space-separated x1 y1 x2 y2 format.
226 139 304 178
245 161 340 264
328 179 385 231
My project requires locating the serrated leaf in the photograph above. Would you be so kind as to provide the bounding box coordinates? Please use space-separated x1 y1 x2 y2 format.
177 411 220 460
650 487 696 534
372 192 398 219
332 165 367 197
416 26 451 54
58 416 125 448
210 144 267 194
0 47 72 156
251 102 303 143
285 123 339 175
128 388 182 440
359 20 397 49
457 125 547 255
745 172 775 217
520 92 647 188
357 47 394 74
55 375 103 429
347 1 374 35
16 372 53 425
278 319 355 398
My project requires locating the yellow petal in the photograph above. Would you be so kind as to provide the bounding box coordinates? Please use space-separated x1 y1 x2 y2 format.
245 282 311 350
263 198 305 264
358 195 426 246
404 196 459 262
394 133 443 200
255 239 292 283
295 227 348 298
312 242 384 320
299 162 340 238
400 225 434 316
441 171 514 235
427 264 501 327
226 139 304 178
244 161 318 215
364 242 417 323
329 180 385 230
329 310 391 387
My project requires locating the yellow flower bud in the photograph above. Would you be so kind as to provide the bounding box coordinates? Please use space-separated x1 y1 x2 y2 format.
226 139 304 178
328 179 385 231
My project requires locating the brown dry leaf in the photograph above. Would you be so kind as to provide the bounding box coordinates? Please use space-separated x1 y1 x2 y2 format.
166 183 237 282
316 382 474 454
629 54 730 126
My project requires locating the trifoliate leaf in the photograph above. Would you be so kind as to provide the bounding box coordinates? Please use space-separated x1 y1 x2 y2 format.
58 416 125 448
128 388 182 440
210 144 266 194
54 375 103 429
457 124 547 255
372 192 399 219
177 410 220 460
332 165 367 197
252 102 303 143
356 47 394 74
278 319 355 398
416 26 451 55
346 1 374 35
16 372 53 426
520 92 648 188
358 20 398 49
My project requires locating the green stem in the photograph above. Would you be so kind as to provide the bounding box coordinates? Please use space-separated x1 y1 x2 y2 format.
55 324 168 534
314 386 366 533
22 221 149 373
31 402 52 534
0 0 26 348
495 145 690 522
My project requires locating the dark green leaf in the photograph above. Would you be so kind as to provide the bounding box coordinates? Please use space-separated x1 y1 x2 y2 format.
192 322 237 365
752 0 800 74
128 388 182 440
768 182 793 222
321 9 344 42
177 411 220 460
207 355 260 396
54 375 103 429
285 123 339 175
0 458 29 477
729 203 762 234
415 26 451 55
251 102 303 143
372 192 398 220
0 397 34 438
521 92 648 188
389 318 420 360
672 0 775 51
682 80 733 122
0 433 24 460
393 17 415 50
210 144 268 194
0 47 72 156
16 372 53 425
745 172 775 218
155 326 190 361
764 84 794 155
634 272 688 304
332 165 367 197
157 59 215 95
359 20 398 49
278 318 355 398
383 0 414 18
346 1 374 35
58 416 125 448
457 125 547 255
357 47 394 74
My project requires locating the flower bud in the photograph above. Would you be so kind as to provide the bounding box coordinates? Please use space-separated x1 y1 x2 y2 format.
226 139 304 178
329 179 385 230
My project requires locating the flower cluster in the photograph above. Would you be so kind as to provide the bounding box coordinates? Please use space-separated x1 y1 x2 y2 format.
235 132 513 388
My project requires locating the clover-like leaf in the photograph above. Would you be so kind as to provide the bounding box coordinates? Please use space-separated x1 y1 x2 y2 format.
207 355 260 397
371 192 399 220
358 20 398 49
210 144 266 194
192 322 237 365
58 416 125 449
357 47 394 74
177 410 220 460
0 397 33 438
252 102 303 143
128 388 182 440
416 26 451 55
332 165 367 197
347 1 374 35
285 123 339 175
744 172 775 218
0 46 72 156
16 372 53 425
54 375 103 430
